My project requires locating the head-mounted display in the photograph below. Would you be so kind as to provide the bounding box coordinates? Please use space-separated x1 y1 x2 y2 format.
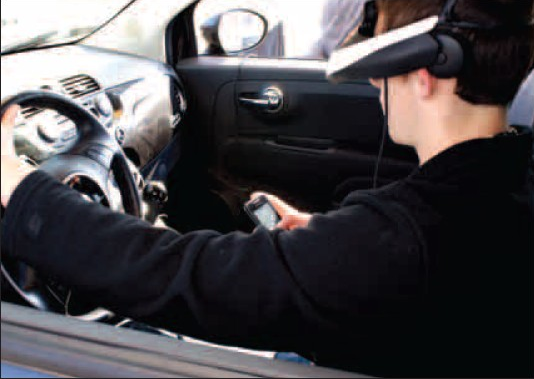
328 0 534 83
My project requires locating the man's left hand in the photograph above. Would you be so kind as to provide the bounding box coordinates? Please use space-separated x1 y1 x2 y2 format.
1 105 36 207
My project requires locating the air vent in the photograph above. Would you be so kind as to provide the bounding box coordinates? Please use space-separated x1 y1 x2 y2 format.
21 106 42 119
21 107 70 124
60 74 101 98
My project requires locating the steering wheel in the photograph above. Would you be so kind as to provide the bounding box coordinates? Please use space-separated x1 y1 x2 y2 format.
1 91 142 320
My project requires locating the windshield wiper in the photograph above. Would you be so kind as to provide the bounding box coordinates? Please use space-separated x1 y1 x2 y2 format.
1 31 59 55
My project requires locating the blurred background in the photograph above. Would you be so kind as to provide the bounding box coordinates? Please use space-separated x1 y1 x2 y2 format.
194 0 364 60
2 0 364 59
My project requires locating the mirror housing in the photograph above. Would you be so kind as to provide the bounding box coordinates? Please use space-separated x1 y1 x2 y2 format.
201 9 268 55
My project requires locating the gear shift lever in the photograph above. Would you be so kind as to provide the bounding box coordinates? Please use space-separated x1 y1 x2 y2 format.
142 181 168 223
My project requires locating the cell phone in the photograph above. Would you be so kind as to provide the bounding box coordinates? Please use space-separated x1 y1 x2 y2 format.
244 195 282 231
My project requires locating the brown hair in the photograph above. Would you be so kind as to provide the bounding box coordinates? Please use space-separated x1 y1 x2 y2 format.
377 0 534 105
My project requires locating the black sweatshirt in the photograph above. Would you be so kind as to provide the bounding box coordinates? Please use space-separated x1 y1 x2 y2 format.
2 127 533 377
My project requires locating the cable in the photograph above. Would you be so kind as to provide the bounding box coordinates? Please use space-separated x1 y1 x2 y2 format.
373 78 389 189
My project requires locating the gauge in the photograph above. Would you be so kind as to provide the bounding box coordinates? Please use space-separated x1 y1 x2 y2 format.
95 94 113 118
36 111 62 143
107 92 124 120
14 107 79 164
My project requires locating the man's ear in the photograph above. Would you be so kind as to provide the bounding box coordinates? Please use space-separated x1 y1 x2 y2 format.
415 69 436 99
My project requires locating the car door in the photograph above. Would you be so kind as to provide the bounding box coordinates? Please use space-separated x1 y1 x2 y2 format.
166 0 417 232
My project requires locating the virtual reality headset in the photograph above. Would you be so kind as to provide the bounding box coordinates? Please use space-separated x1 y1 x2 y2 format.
327 0 534 83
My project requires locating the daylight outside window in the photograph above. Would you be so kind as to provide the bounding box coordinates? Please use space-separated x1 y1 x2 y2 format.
194 0 364 60
1 0 131 54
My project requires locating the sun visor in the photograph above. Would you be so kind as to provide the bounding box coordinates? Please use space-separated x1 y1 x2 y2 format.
327 16 440 83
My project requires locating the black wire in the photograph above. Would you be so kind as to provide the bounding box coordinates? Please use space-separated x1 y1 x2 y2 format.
373 78 389 189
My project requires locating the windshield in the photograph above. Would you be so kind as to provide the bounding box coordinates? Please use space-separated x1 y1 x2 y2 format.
1 0 133 54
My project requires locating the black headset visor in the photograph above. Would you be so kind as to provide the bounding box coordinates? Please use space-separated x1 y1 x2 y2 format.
328 16 443 82
329 0 533 83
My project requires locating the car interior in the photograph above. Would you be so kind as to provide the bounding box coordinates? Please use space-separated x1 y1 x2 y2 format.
1 0 533 376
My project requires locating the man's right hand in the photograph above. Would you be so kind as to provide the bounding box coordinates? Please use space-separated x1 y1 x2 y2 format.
250 192 312 231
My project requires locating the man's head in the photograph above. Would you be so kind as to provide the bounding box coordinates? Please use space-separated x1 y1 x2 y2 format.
369 0 534 149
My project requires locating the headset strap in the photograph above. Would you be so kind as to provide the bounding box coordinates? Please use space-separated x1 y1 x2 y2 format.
440 0 534 31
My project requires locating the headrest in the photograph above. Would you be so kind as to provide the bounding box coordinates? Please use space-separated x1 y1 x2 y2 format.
509 70 534 128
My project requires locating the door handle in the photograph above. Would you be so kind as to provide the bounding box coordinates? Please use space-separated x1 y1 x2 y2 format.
239 87 284 113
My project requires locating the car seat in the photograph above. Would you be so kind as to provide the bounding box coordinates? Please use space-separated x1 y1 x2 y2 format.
508 69 534 187
509 69 534 129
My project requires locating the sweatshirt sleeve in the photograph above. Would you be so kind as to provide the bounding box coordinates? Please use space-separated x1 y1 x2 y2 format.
1 170 423 352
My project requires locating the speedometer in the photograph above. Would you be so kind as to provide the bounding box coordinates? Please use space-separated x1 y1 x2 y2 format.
14 107 79 164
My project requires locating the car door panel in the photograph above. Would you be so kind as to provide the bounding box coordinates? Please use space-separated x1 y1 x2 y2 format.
176 57 416 212
235 80 384 143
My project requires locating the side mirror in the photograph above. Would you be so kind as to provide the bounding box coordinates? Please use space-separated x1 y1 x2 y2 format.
201 10 268 55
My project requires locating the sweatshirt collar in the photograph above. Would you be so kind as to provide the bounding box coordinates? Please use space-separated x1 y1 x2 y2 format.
409 126 533 190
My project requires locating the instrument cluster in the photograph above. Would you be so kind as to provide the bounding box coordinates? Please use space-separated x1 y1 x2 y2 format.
12 73 186 168
13 76 121 164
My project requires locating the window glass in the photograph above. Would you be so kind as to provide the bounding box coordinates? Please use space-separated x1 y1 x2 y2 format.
1 0 130 54
194 0 365 60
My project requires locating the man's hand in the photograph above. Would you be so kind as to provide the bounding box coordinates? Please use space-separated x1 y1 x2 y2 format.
1 105 36 207
250 192 312 231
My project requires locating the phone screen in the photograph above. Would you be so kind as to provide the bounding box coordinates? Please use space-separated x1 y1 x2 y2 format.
253 203 281 230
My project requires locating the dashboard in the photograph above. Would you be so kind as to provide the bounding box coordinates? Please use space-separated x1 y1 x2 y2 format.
1 45 187 169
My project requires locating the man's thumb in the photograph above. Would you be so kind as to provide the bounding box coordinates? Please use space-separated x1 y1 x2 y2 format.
277 214 301 231
276 216 291 230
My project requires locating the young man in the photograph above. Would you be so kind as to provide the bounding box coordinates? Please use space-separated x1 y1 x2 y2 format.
1 0 533 376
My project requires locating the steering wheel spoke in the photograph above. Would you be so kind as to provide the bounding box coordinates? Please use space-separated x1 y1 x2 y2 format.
73 143 118 170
